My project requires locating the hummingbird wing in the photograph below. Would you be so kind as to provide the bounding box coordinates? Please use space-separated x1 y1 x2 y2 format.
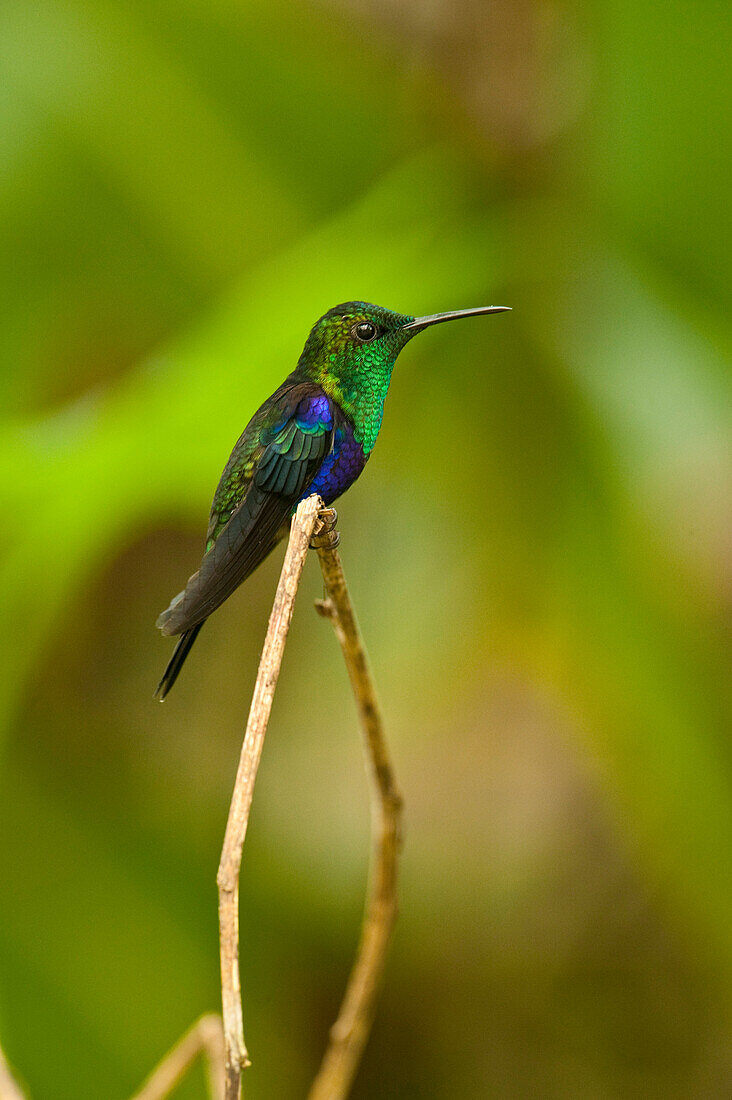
156 384 335 636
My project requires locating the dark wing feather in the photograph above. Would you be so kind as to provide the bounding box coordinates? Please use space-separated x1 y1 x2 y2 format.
157 385 334 636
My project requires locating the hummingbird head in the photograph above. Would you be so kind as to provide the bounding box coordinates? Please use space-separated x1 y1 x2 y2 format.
298 300 510 452
299 302 416 371
300 300 510 375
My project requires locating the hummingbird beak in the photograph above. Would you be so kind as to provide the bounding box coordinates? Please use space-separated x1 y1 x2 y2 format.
401 305 511 333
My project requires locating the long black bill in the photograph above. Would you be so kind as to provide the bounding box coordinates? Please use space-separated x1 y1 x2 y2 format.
401 305 511 333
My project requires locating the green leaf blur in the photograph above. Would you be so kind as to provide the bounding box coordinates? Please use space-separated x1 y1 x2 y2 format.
0 1 729 1097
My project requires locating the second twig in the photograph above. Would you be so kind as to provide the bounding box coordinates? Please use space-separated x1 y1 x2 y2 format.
307 508 403 1100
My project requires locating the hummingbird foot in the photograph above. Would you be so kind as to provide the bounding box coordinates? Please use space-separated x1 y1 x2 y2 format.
310 507 340 550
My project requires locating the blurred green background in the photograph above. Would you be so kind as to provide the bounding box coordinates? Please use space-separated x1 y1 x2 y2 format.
1 0 730 1096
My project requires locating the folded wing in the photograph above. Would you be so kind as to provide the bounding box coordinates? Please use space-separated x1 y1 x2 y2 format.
157 385 334 635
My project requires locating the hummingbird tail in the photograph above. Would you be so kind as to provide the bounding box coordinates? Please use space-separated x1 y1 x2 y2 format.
154 622 204 701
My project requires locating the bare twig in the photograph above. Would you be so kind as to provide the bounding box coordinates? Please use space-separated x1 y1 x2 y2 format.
308 508 403 1100
217 494 323 1100
0 496 401 1100
130 1014 225 1100
0 1040 27 1100
216 494 401 1100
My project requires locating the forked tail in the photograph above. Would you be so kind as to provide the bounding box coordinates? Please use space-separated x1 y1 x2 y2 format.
154 622 204 701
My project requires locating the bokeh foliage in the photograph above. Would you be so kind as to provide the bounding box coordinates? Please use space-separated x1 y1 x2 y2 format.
0 0 730 1096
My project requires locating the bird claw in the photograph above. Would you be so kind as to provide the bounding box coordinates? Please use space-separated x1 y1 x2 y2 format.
311 507 340 550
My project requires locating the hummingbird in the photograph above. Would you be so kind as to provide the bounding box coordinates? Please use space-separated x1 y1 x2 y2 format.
155 301 510 699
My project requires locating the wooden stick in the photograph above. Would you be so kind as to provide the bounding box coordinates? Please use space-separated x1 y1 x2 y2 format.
0 1040 27 1100
0 496 401 1100
130 1014 225 1100
217 494 323 1100
307 508 403 1100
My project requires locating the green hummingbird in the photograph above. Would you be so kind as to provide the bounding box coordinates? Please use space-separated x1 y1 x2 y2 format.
156 301 510 699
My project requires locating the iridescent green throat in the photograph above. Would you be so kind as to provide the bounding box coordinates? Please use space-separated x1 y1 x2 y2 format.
296 302 414 454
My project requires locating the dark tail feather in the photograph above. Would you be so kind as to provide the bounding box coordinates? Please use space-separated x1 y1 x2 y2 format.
154 622 204 701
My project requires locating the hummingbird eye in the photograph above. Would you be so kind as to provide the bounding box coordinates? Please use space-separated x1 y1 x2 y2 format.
352 321 378 343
